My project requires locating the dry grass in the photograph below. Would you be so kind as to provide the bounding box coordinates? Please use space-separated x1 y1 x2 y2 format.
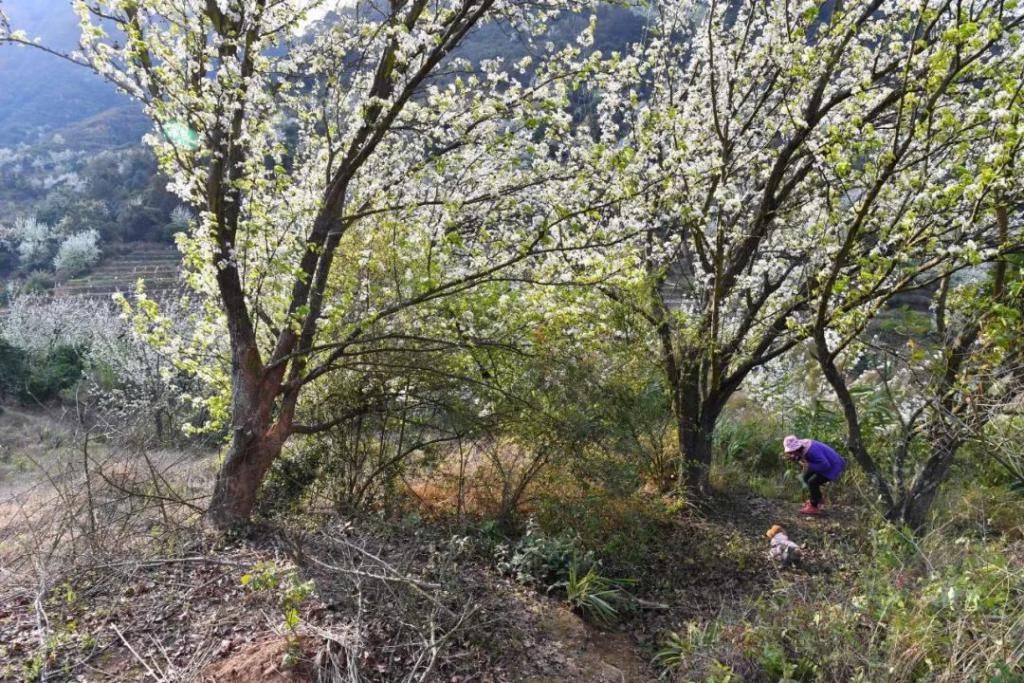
402 438 553 521
1 411 652 682
0 407 226 681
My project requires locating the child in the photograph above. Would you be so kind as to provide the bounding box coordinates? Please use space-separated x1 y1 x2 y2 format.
766 524 802 567
783 435 846 515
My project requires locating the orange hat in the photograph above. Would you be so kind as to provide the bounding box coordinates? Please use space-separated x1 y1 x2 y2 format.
766 524 784 539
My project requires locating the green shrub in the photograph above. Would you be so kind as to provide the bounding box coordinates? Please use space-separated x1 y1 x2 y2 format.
560 563 628 624
495 521 633 624
0 340 27 400
714 412 787 474
23 345 85 402
0 341 83 403
495 519 593 587
258 443 324 515
654 622 737 681
21 269 55 294
788 397 848 453
532 486 675 577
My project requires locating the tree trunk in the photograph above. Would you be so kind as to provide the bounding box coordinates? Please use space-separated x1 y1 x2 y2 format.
207 360 291 529
208 426 285 528
673 382 720 497
887 430 962 533
678 414 715 497
814 333 895 509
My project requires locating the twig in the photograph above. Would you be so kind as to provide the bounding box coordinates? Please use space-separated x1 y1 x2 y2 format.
91 556 250 571
149 632 177 677
413 605 478 683
632 597 671 610
32 577 51 682
305 554 455 620
111 622 162 681
305 553 441 591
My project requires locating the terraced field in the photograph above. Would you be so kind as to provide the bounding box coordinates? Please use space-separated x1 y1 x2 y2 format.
55 242 181 301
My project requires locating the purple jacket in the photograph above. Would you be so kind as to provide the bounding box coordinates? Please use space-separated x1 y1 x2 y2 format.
804 441 846 481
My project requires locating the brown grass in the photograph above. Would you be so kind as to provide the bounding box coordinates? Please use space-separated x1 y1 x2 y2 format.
402 438 552 520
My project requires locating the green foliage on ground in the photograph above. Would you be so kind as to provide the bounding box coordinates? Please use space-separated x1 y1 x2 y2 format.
495 519 595 588
655 502 1024 683
0 339 83 402
493 519 632 624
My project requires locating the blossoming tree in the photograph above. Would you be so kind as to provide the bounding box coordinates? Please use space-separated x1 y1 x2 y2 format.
0 0 624 527
809 80 1024 530
588 0 1024 494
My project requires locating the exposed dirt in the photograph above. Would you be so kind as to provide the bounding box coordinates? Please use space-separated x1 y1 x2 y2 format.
0 427 862 683
524 606 654 682
202 636 316 682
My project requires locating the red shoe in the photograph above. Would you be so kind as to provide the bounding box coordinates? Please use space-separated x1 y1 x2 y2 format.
799 502 823 515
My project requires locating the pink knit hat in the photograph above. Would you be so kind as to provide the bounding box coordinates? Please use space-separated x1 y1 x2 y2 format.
783 435 806 453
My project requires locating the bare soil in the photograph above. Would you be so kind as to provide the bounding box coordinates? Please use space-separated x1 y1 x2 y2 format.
0 408 862 683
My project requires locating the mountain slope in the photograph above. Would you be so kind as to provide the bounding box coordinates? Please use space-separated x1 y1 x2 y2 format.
0 0 135 147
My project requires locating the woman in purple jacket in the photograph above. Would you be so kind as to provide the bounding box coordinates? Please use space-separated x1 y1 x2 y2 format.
783 435 846 515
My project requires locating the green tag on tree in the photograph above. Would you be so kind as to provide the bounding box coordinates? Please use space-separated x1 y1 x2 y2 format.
163 121 200 150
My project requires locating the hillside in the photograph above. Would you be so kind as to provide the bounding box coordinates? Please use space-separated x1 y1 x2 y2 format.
0 0 133 147
56 242 180 299
0 2 649 150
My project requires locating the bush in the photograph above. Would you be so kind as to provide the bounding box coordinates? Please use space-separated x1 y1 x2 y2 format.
0 338 83 403
714 411 787 474
493 520 632 624
23 345 85 402
258 444 324 515
53 230 101 278
495 519 594 588
532 483 676 578
0 339 28 400
20 270 55 294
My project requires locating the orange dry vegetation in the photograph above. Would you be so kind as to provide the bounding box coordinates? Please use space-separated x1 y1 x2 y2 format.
402 440 552 519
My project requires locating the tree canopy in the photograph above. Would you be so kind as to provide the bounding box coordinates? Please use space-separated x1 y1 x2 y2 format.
3 0 1021 529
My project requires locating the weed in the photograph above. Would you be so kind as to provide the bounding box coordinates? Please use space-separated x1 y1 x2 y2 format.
532 486 674 578
241 560 314 666
653 621 725 679
559 563 628 624
992 663 1024 683
652 630 688 672
661 527 1024 682
715 412 787 474
23 652 46 683
495 519 592 587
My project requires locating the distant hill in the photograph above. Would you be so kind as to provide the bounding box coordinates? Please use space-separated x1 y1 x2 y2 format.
455 7 649 66
0 0 137 147
0 1 649 150
50 106 151 151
